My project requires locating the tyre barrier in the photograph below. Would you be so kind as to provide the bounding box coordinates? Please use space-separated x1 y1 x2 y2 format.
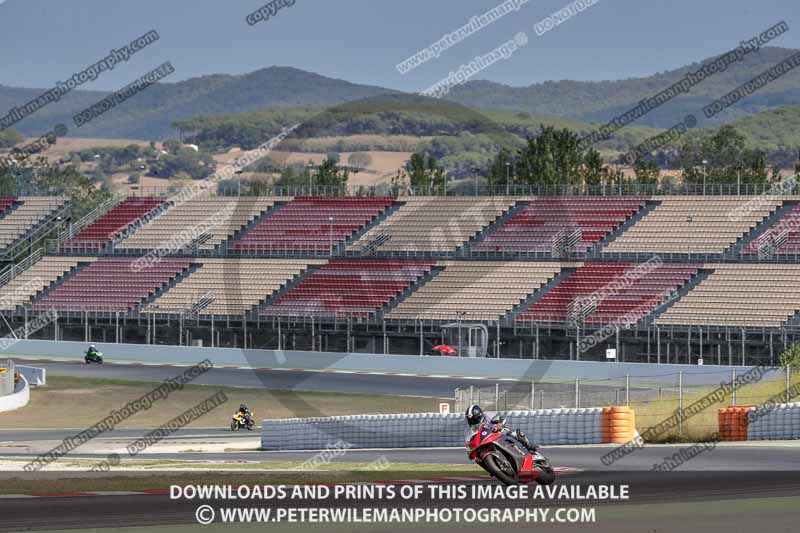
261 407 637 451
719 403 800 441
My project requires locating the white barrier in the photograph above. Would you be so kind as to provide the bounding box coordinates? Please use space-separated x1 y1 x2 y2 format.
17 366 45 386
0 374 29 413
261 408 607 451
747 403 800 440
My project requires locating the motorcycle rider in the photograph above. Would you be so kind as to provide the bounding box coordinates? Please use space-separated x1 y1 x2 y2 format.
237 404 252 421
465 404 538 454
86 344 100 359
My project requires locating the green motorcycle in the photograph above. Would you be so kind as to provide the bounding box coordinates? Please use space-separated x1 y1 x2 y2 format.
85 350 104 364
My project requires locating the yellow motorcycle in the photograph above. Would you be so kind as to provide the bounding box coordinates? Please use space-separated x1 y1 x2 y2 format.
231 410 255 431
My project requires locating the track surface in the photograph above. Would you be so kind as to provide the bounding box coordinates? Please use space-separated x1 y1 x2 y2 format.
3 426 800 470
1 471 799 532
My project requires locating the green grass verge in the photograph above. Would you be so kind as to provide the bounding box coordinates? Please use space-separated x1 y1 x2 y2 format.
0 375 447 429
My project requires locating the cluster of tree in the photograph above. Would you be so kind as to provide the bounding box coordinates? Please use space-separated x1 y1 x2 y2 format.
73 144 155 165
481 123 788 191
148 145 216 180
0 128 24 149
222 155 350 195
484 126 626 191
390 153 446 195
677 125 780 187
0 157 111 219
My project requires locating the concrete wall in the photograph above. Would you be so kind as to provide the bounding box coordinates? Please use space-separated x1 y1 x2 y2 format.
0 374 29 413
3 338 772 386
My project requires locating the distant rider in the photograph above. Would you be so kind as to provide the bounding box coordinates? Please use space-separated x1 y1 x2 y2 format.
465 404 538 454
86 344 100 358
238 404 252 420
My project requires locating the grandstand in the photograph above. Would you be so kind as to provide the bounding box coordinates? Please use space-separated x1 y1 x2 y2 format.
516 262 700 325
260 259 435 318
603 196 782 255
472 197 647 255
231 197 395 254
117 197 279 252
349 197 515 254
387 261 568 321
61 197 165 253
656 263 800 328
146 257 326 316
1 193 800 364
31 257 193 313
0 196 68 257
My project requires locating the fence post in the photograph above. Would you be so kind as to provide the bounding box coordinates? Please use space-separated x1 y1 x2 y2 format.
495 383 499 411
454 388 459 412
787 365 792 402
625 374 630 406
530 381 535 411
470 385 474 405
539 390 544 410
575 378 580 408
678 371 683 435
732 368 737 406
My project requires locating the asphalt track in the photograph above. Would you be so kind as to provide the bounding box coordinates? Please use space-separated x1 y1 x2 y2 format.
9 358 624 399
1 471 799 532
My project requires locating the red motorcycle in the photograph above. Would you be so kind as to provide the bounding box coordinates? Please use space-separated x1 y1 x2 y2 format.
467 416 555 486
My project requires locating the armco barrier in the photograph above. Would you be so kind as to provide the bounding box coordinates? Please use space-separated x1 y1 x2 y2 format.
0 374 29 413
4 339 764 386
719 403 800 441
261 407 636 450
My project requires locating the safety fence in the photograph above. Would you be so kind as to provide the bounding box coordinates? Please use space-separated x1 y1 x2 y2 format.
456 367 799 442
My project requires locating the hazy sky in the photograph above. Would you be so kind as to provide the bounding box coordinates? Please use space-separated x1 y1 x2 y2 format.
1 0 798 92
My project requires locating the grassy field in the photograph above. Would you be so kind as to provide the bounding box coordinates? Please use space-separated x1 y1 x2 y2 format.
0 376 445 429
632 370 800 442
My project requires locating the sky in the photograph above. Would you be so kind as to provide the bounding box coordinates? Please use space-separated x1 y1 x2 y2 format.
0 0 798 92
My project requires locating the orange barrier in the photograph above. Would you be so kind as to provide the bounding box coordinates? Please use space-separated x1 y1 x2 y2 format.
602 406 636 443
718 406 751 441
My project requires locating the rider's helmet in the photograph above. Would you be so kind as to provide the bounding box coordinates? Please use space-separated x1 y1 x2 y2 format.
465 404 484 426
239 404 248 412
89 344 96 349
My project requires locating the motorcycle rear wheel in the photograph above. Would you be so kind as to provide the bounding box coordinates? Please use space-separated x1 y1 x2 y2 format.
483 454 518 486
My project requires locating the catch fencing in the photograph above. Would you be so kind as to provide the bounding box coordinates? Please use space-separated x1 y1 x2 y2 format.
456 367 798 440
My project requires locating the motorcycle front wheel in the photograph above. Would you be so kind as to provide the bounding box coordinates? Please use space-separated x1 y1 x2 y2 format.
482 454 518 486
535 465 555 485
230 420 239 431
